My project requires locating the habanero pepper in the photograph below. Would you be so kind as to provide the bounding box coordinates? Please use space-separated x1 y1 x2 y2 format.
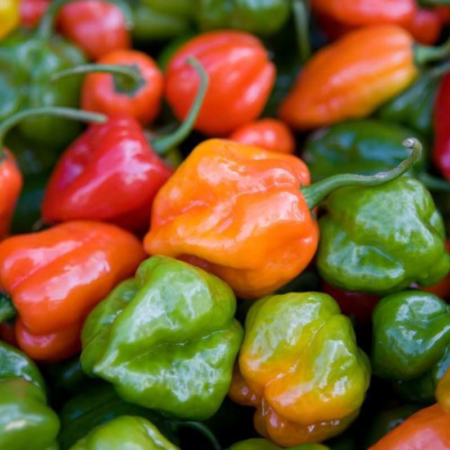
42 58 207 233
434 72 450 181
19 0 50 28
165 30 275 136
437 367 450 412
0 0 19 40
422 240 450 301
279 25 450 130
227 440 329 450
0 221 146 362
144 138 421 299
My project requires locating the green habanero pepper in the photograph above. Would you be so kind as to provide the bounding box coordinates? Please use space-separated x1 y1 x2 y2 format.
194 0 291 36
317 141 450 295
372 291 450 404
132 0 192 42
81 256 243 421
69 416 179 450
228 439 329 449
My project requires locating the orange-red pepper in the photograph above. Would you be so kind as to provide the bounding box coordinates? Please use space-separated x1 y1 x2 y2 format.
229 119 295 154
0 221 145 362
165 31 275 136
279 25 449 130
369 404 450 450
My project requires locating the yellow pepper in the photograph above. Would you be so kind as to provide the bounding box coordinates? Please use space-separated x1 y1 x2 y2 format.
0 0 19 40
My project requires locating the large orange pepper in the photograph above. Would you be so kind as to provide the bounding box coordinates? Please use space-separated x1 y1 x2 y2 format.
279 25 450 130
0 221 146 362
369 404 450 449
144 138 421 299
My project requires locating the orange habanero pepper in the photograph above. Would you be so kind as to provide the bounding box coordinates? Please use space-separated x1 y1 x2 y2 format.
144 138 421 299
279 25 450 130
0 221 145 362
369 404 450 450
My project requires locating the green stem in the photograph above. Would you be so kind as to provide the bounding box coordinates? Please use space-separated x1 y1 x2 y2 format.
292 0 311 64
302 138 422 209
0 293 16 324
418 172 450 193
0 107 107 158
37 0 133 40
429 61 450 79
172 422 221 450
415 37 450 66
151 57 209 155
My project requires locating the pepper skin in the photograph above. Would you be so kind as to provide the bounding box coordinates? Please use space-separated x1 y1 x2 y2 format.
0 221 146 362
437 368 450 412
369 404 450 450
422 240 450 301
19 0 49 28
279 26 419 130
434 73 450 181
230 293 370 447
70 416 179 450
59 0 131 61
372 291 450 404
81 256 243 421
194 0 290 36
165 31 275 135
407 8 443 46
317 177 450 295
228 439 329 450
229 119 295 154
0 0 19 40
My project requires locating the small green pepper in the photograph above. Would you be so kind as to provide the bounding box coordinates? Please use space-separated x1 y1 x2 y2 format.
372 291 450 404
228 439 329 450
81 256 243 421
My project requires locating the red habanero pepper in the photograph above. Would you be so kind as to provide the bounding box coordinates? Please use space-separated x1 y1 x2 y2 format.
43 58 208 233
58 0 132 60
436 7 450 25
53 50 164 126
0 221 146 362
406 8 443 46
369 404 450 450
229 119 296 154
434 73 450 181
165 30 275 136
20 0 50 28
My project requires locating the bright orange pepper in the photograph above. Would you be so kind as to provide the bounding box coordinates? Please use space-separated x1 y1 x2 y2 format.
369 404 450 449
0 221 146 362
279 26 420 130
229 119 296 154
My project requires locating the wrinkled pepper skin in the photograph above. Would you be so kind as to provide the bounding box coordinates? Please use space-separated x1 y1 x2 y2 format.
132 0 192 42
0 0 19 40
0 32 86 148
372 291 450 404
369 404 450 450
144 139 317 299
302 120 424 182
59 0 131 60
194 0 290 36
279 26 418 130
70 416 179 450
317 178 450 295
434 73 450 181
228 439 329 450
81 256 243 421
165 31 275 135
42 116 173 233
0 221 146 362
230 293 370 447
230 119 295 154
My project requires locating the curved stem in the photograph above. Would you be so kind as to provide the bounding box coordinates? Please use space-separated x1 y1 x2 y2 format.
0 292 16 324
415 36 450 66
302 138 422 209
417 172 450 193
151 57 209 155
172 422 221 450
293 0 311 64
0 107 106 158
37 0 133 40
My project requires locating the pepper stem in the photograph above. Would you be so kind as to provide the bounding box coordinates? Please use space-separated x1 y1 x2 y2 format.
415 37 450 66
0 107 107 159
37 0 133 40
302 138 422 209
172 422 221 450
0 293 16 324
293 0 311 64
151 57 209 155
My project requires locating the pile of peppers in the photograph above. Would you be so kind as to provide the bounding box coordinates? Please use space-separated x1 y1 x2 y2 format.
2 0 450 449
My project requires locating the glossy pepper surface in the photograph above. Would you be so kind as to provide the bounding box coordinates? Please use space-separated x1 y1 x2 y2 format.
0 221 145 362
372 291 450 404
193 0 290 36
229 119 295 154
317 177 450 295
0 0 19 39
369 404 450 450
81 256 243 420
70 416 179 450
165 31 275 135
230 292 370 446
228 439 329 450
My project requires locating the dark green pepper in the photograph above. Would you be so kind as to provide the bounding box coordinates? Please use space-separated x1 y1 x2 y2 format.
317 175 450 295
372 291 450 404
81 256 243 421
194 0 291 36
228 440 329 449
